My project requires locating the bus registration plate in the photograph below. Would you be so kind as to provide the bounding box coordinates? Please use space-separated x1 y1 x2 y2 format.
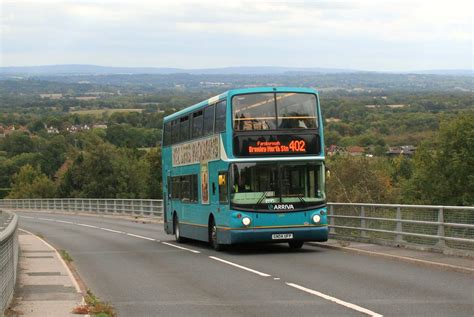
272 233 293 240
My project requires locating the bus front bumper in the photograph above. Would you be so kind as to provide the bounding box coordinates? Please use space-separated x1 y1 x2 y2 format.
219 225 329 245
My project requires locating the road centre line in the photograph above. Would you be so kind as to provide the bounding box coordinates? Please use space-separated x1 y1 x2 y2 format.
100 227 122 234
20 215 156 240
209 256 271 277
55 220 74 224
286 282 383 317
161 242 201 254
126 233 158 241
38 217 55 221
76 223 99 229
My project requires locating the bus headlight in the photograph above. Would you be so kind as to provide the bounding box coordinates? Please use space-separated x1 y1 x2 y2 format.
242 217 251 226
312 214 321 224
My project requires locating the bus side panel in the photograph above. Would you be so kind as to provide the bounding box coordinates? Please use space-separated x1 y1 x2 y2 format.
162 147 173 235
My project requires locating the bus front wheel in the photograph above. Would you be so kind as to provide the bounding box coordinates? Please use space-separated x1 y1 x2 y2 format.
174 214 185 243
288 241 304 249
209 218 224 251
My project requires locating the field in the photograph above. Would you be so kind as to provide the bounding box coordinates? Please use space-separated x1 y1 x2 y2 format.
70 108 143 116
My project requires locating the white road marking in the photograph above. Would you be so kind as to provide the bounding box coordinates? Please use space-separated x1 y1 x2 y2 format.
55 220 74 224
126 233 158 241
38 217 55 221
273 277 281 280
100 227 122 234
162 242 201 253
209 256 271 277
19 215 35 219
76 223 98 229
286 282 383 317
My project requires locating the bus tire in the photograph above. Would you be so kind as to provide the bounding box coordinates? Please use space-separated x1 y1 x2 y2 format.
209 218 224 251
173 214 185 243
288 241 304 249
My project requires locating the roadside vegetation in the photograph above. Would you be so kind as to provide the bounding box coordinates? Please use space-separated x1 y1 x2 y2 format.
59 249 73 263
73 290 116 317
0 74 472 205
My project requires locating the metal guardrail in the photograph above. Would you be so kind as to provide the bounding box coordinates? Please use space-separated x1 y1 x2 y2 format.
0 210 18 316
328 203 474 255
1 199 473 254
0 199 163 218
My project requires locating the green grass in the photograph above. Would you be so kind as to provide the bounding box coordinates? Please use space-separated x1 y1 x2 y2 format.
58 249 73 263
69 108 143 116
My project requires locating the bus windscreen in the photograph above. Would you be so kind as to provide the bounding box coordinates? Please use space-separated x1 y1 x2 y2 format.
233 93 318 131
231 162 325 211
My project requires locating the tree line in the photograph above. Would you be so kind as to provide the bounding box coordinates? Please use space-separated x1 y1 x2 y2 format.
1 112 472 206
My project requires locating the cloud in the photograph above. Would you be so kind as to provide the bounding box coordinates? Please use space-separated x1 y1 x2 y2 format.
0 0 472 70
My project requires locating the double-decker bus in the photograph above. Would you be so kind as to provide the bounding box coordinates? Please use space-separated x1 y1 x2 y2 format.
162 87 328 250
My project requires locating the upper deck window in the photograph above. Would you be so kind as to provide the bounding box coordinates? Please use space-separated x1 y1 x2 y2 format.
215 100 227 133
203 105 215 136
180 116 190 142
232 93 318 131
171 119 179 144
192 111 203 138
164 122 171 146
277 93 317 129
233 93 276 131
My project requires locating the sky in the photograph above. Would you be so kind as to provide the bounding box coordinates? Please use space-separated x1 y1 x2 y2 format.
0 0 472 71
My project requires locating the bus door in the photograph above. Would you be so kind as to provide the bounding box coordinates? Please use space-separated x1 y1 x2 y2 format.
215 169 230 216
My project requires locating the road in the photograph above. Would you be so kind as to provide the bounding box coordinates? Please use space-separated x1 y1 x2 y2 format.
18 212 474 317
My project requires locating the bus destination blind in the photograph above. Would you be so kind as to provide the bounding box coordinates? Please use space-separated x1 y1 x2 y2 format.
233 134 320 157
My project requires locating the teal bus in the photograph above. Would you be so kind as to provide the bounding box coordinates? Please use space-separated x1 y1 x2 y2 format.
162 87 328 250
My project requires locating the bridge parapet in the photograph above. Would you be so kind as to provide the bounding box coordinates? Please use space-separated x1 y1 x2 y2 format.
0 210 18 316
328 203 474 257
0 198 162 218
1 199 473 256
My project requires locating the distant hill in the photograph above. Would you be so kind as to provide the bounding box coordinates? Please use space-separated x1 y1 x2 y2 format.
0 64 471 77
407 69 474 76
0 64 359 75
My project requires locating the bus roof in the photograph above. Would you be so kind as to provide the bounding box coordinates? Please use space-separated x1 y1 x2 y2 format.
164 86 319 122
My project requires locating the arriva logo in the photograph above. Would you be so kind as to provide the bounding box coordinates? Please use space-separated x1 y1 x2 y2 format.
269 204 295 210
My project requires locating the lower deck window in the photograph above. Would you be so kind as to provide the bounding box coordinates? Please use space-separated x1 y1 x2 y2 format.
171 174 198 202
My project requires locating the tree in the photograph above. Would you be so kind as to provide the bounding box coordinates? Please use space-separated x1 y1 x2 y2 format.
326 156 399 203
402 113 474 205
59 142 150 198
39 135 69 177
145 148 162 198
0 131 36 157
7 164 57 198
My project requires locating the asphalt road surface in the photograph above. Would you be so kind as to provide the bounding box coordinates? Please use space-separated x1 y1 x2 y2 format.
18 212 474 317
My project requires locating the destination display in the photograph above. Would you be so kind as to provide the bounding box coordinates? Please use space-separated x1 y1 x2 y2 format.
233 134 321 157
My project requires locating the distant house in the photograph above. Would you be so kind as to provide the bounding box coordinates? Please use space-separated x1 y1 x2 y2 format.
66 125 91 133
92 124 108 129
387 145 417 156
2 125 29 135
40 93 63 100
327 145 346 156
346 146 365 156
46 126 59 134
74 96 99 101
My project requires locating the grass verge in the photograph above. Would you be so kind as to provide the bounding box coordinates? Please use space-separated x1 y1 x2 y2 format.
59 249 73 263
73 290 116 316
